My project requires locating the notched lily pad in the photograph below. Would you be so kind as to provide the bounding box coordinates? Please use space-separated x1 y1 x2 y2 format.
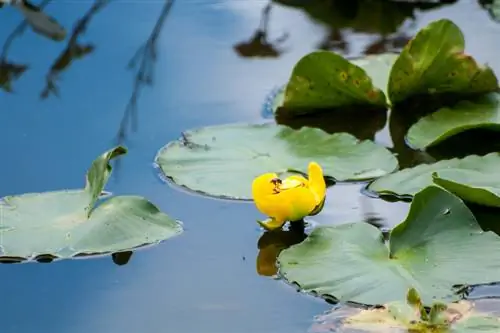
279 51 390 116
388 19 498 105
407 93 500 150
154 123 398 200
0 146 183 263
367 152 500 201
278 186 500 306
265 54 397 140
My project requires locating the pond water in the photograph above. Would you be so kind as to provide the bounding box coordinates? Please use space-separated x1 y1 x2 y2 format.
0 1 499 332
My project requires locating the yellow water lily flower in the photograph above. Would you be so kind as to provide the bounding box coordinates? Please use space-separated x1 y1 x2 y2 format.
251 162 326 231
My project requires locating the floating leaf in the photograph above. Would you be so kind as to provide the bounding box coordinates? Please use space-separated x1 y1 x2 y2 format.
278 186 500 306
155 123 398 200
367 153 500 200
388 19 498 104
0 146 183 262
280 51 390 115
268 53 398 114
432 171 500 208
406 93 500 150
269 55 397 141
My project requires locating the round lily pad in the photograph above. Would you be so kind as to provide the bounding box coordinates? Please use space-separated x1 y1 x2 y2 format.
154 123 398 200
0 146 183 262
278 186 500 306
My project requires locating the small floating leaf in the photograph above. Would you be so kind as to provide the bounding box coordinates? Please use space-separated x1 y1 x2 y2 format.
388 19 498 104
280 51 390 115
407 93 500 150
278 186 500 306
367 153 500 202
155 123 398 199
0 146 183 262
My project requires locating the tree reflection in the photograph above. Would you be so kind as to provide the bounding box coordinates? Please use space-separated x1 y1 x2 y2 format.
479 0 500 23
233 3 289 58
116 0 175 144
0 0 53 92
259 0 461 57
40 0 110 99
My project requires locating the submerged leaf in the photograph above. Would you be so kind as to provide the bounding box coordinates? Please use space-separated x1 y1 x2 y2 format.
154 123 398 199
406 93 500 150
281 51 389 115
388 19 498 104
0 146 183 262
278 186 500 306
367 153 500 201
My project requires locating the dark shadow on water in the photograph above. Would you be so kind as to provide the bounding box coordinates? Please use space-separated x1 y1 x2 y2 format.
470 203 500 236
111 250 134 266
276 105 387 141
425 129 500 161
0 250 134 266
388 94 482 169
256 221 306 277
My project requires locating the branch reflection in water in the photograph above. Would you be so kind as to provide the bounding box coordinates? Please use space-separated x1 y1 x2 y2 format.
40 0 111 99
116 0 175 144
234 0 463 59
0 0 55 92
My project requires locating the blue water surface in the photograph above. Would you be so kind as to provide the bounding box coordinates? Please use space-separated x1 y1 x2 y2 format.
0 1 499 332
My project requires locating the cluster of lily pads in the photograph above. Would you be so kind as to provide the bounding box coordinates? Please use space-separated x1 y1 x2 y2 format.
155 18 500 329
4 16 500 331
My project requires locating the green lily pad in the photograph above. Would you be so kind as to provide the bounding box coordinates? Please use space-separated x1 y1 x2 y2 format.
367 152 500 200
154 123 398 200
270 53 398 114
278 186 500 306
406 93 500 150
388 19 498 105
280 51 390 115
432 171 500 208
0 146 183 262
